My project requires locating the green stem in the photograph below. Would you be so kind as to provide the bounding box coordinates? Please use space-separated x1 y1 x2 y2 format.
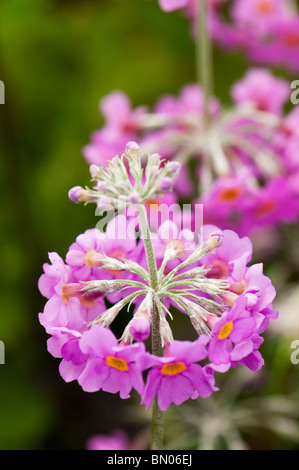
136 203 164 450
136 203 159 291
196 0 214 128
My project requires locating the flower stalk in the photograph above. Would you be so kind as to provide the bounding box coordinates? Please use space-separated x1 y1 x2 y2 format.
197 0 214 128
136 202 164 450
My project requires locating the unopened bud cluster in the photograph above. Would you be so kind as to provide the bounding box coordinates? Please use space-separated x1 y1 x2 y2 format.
68 142 180 215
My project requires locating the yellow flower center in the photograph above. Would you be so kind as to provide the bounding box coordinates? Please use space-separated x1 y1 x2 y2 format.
161 362 187 376
218 321 233 340
105 355 129 371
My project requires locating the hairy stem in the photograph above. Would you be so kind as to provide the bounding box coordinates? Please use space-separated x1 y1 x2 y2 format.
136 204 159 291
196 0 214 128
136 203 164 450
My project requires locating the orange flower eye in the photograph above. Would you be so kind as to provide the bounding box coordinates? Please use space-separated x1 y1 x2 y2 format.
105 356 129 371
257 1 273 14
255 201 275 217
161 362 187 376
219 187 241 202
218 321 233 340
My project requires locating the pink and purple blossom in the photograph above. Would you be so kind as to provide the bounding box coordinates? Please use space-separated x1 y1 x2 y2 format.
77 325 145 398
138 336 217 411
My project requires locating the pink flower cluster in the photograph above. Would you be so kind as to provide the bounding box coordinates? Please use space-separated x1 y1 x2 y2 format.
159 0 299 72
82 68 299 236
38 213 277 411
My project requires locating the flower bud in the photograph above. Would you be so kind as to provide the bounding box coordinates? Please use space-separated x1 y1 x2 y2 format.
204 233 224 252
89 164 100 179
206 314 220 329
129 191 140 204
159 317 174 348
159 177 173 192
125 141 139 158
68 186 90 203
165 161 180 174
150 152 161 161
129 317 151 341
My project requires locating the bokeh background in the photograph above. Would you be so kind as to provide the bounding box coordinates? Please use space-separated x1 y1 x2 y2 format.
0 0 299 450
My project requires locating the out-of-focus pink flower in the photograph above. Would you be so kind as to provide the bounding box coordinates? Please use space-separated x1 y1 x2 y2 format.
87 430 131 450
231 68 290 115
82 91 147 166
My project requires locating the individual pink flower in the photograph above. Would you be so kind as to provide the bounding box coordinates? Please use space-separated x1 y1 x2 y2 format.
38 252 72 300
138 336 217 411
82 91 147 166
235 262 277 316
198 224 252 282
66 228 107 281
78 325 145 398
230 334 265 372
208 295 257 366
241 177 299 233
199 175 254 232
231 0 292 36
231 68 289 115
66 215 145 303
151 220 198 272
38 253 106 332
154 83 221 120
47 327 90 383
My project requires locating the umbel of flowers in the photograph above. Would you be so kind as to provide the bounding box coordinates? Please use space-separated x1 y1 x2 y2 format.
81 67 299 236
38 143 277 448
159 0 299 73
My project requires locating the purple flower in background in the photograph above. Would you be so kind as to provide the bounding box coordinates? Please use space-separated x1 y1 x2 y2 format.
87 430 131 451
82 91 147 166
231 68 289 115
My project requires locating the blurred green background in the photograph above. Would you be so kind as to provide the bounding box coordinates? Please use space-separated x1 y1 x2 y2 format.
0 0 298 450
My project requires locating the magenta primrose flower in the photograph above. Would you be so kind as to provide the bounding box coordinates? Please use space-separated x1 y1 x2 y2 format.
137 336 217 411
208 295 257 366
77 325 145 398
